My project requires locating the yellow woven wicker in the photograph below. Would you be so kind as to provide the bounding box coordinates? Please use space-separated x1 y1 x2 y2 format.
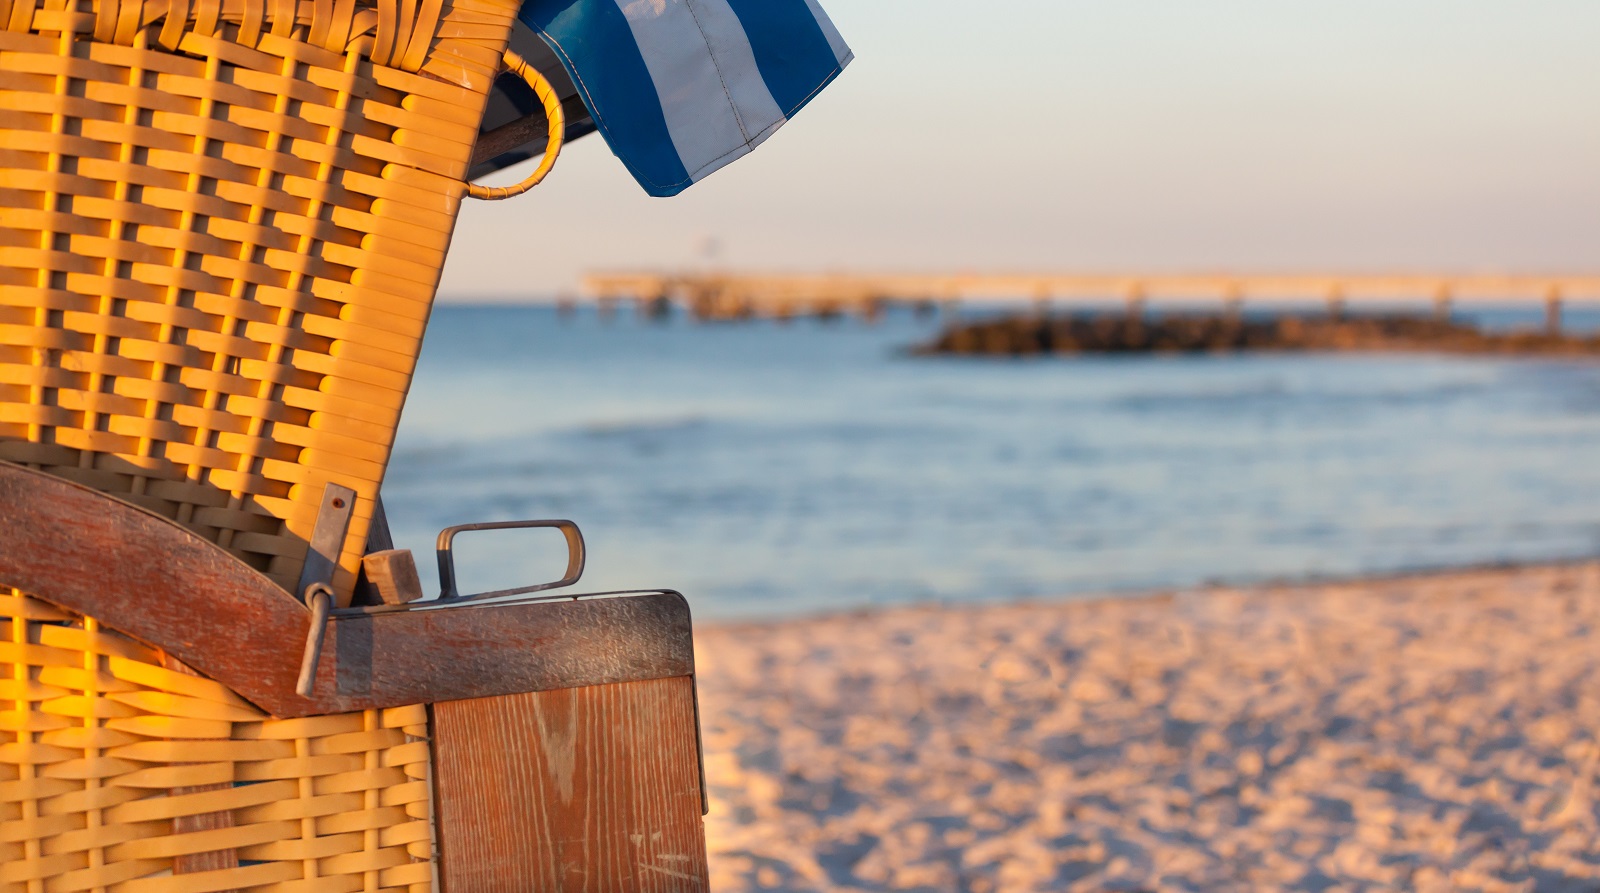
0 587 437 891
0 0 526 600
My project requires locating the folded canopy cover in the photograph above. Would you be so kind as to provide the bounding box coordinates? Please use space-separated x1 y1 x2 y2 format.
520 0 852 197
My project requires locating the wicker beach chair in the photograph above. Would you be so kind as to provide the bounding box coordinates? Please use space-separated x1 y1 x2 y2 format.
0 0 708 887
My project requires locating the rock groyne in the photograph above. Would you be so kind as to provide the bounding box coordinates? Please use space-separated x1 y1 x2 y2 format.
913 312 1600 357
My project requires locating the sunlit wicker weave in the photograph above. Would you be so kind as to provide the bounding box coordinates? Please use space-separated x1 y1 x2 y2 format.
0 587 436 891
0 0 523 600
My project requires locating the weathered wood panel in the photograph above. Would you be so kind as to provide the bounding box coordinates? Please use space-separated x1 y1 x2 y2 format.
433 677 710 892
0 459 696 717
321 594 697 713
0 458 315 709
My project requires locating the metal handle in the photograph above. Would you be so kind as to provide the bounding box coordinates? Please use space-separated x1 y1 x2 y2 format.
436 519 585 601
466 49 564 200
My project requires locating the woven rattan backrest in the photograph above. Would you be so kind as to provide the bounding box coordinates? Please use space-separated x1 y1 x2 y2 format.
0 587 437 890
0 0 519 600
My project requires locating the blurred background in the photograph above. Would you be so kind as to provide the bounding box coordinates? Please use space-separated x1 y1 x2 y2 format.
414 7 1600 890
385 0 1600 620
443 0 1599 293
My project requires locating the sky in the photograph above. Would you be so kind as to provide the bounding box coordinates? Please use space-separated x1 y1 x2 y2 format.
436 0 1600 300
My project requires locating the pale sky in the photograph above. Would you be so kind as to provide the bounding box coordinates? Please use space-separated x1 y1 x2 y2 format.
438 0 1600 300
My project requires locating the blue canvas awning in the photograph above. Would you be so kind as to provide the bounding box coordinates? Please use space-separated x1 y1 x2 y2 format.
504 0 851 197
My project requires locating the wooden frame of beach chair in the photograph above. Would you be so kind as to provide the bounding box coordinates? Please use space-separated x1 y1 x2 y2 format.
1 458 711 890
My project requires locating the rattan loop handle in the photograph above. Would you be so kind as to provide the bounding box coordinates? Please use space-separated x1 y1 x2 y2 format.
467 49 565 201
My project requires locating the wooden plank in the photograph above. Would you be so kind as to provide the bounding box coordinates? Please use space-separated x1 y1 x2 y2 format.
433 677 710 893
0 459 697 718
359 548 425 604
318 593 696 712
0 458 318 710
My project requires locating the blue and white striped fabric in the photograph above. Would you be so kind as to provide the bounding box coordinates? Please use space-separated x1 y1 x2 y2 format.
520 0 852 197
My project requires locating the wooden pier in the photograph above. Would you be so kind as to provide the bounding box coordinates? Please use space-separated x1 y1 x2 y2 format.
583 272 1600 332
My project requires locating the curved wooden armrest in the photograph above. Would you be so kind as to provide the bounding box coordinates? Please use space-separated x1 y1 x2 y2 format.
0 460 695 717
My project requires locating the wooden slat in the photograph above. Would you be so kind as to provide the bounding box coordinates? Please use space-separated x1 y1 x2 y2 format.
0 458 316 708
321 594 697 711
0 459 697 718
359 548 425 604
433 677 710 893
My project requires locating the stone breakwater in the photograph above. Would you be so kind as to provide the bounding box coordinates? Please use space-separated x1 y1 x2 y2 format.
695 564 1600 892
912 312 1600 357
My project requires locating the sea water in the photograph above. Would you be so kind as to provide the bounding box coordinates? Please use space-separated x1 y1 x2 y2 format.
383 303 1600 620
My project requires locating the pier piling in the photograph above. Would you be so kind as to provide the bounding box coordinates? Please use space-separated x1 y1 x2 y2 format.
1433 286 1453 323
1326 287 1346 321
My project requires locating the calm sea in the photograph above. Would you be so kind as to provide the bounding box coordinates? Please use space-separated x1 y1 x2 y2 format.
382 303 1600 621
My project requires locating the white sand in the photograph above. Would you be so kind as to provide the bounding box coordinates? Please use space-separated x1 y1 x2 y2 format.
694 564 1600 892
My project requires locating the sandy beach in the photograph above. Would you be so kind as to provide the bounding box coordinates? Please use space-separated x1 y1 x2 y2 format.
694 563 1600 892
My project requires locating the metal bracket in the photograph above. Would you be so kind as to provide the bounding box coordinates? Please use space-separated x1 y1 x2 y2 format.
293 483 356 696
296 583 334 697
294 483 357 603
